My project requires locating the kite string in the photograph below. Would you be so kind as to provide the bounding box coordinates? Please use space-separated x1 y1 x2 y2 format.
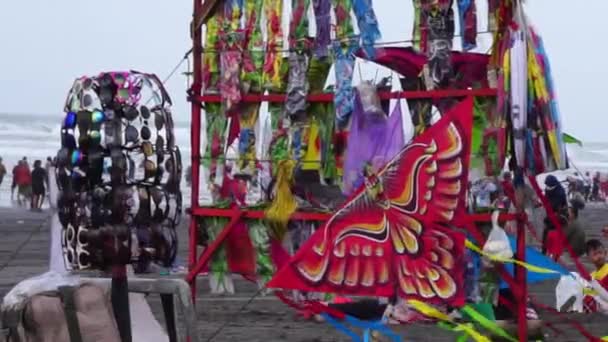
200 30 495 54
204 287 266 342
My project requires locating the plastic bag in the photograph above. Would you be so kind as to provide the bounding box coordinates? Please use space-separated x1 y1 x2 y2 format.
2 271 80 311
356 81 384 116
482 211 514 260
555 272 586 313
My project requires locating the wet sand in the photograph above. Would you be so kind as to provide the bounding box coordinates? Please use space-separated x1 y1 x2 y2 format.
1 204 607 341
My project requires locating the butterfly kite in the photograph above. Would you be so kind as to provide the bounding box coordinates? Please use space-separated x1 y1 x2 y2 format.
269 98 474 305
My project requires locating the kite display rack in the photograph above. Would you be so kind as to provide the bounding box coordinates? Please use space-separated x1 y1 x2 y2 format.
184 1 574 341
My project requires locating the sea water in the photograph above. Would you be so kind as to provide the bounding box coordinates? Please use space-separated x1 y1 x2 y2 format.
0 112 192 208
1 112 607 208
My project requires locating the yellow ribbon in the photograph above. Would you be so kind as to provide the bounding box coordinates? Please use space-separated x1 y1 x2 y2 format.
583 288 598 296
465 240 562 275
526 42 549 103
407 300 491 342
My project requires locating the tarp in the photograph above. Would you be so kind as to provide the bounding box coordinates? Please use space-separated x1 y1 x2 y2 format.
499 237 567 288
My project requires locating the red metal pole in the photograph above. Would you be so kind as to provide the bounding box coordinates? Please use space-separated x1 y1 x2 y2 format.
189 0 203 300
515 214 527 341
186 211 244 283
194 88 497 103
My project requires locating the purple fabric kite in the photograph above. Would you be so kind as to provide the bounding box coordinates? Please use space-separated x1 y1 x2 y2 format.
342 91 404 195
313 0 331 57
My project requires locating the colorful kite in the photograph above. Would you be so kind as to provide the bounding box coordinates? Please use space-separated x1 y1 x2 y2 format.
268 98 474 305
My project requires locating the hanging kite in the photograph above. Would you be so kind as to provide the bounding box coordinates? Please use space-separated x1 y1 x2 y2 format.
352 0 381 58
269 98 474 305
312 0 331 57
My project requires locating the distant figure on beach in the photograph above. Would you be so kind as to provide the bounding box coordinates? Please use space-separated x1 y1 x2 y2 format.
45 156 52 176
22 156 29 170
44 156 53 190
185 165 192 187
0 157 6 187
592 172 601 201
584 171 592 201
31 160 46 210
543 208 586 259
13 160 32 207
11 163 19 200
544 175 567 213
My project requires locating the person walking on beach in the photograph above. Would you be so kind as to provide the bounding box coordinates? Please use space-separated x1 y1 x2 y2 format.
0 157 6 187
11 162 19 200
14 160 31 207
584 171 592 201
592 172 601 201
31 160 46 210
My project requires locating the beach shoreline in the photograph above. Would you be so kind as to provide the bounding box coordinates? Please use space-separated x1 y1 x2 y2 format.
1 205 607 341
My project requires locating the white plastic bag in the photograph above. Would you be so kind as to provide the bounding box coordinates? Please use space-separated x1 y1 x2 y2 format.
555 273 586 313
356 81 384 116
2 271 80 311
482 211 514 260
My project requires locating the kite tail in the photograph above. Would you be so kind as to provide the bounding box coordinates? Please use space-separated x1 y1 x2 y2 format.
265 160 297 241
313 0 332 57
457 0 477 51
352 0 381 58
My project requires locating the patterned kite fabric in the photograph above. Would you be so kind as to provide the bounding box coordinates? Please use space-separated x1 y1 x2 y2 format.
218 31 244 112
268 106 291 173
412 0 452 53
203 12 221 92
332 37 359 128
487 0 502 32
352 0 381 58
457 0 477 51
237 103 261 177
401 77 433 136
289 0 312 50
426 2 455 88
332 0 355 39
300 118 323 171
411 0 427 52
307 57 335 178
223 0 244 32
486 0 568 176
202 217 279 293
530 28 567 170
266 57 291 178
290 122 308 165
203 104 228 200
263 0 284 91
286 52 311 118
312 0 332 57
241 0 265 93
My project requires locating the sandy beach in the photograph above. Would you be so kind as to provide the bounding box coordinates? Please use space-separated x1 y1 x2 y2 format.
1 205 607 341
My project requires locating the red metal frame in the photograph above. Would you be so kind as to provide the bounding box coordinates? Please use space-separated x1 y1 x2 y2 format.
188 1 530 340
194 88 497 103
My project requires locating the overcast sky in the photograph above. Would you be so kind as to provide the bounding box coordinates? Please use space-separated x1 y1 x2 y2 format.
0 1 604 141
